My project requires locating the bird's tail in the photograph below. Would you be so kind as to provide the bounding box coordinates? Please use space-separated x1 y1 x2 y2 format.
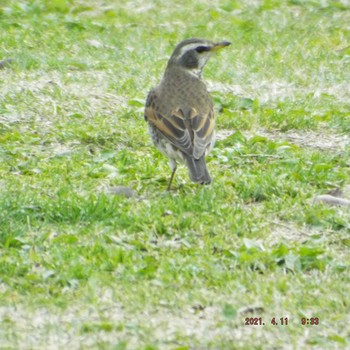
185 155 211 185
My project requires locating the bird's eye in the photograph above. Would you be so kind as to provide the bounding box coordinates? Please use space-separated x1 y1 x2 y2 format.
195 46 210 53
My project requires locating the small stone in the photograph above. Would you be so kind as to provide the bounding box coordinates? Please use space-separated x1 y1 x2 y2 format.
107 186 136 198
313 194 350 207
0 58 14 69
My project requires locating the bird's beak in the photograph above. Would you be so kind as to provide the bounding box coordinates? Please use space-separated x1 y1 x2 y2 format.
211 41 231 51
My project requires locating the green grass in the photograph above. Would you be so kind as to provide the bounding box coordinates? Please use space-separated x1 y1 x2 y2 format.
1 0 350 349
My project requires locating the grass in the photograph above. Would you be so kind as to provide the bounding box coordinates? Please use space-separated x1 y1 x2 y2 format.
0 0 350 349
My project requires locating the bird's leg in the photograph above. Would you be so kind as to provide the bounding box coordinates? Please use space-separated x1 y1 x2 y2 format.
167 160 177 191
167 167 177 191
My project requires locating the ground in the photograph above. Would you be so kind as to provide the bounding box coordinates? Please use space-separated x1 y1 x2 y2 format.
0 0 349 349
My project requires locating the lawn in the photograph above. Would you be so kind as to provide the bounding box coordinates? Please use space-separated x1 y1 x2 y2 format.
0 0 349 349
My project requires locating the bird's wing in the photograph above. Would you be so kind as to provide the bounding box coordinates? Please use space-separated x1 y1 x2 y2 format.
145 91 214 159
189 107 215 159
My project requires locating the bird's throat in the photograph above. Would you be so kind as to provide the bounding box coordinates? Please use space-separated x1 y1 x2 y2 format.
187 68 202 79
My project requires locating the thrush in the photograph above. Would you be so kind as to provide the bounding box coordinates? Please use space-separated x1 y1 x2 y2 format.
144 38 230 190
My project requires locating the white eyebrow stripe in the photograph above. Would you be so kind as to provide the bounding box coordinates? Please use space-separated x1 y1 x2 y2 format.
179 43 209 56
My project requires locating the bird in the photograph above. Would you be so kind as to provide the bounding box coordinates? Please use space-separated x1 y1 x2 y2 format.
144 38 231 190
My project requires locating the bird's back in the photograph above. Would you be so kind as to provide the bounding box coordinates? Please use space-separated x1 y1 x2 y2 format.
155 66 213 118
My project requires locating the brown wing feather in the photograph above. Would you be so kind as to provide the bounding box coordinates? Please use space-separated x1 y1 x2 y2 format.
145 92 193 155
190 108 215 159
145 90 214 159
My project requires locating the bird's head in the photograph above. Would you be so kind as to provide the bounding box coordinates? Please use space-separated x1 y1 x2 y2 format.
166 38 231 78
